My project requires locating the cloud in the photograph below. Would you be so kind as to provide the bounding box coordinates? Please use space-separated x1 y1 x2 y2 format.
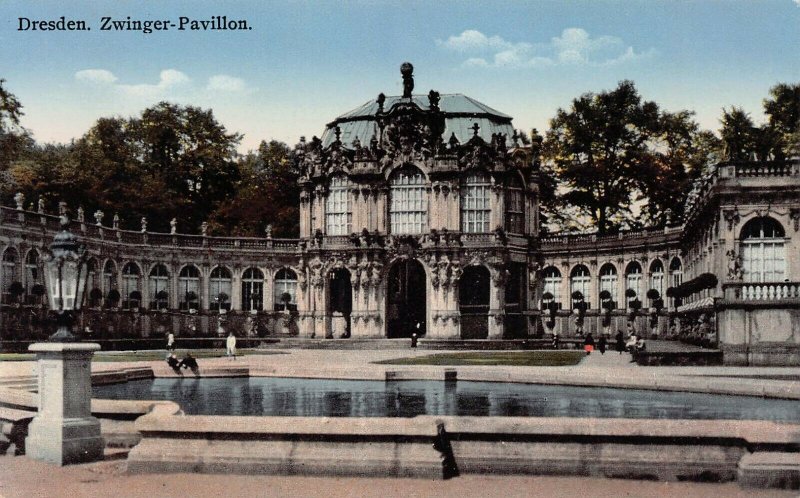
437 29 529 53
74 69 118 85
440 28 653 69
207 74 246 92
117 69 190 98
74 68 191 98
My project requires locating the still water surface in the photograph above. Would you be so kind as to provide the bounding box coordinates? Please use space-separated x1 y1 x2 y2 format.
93 377 800 421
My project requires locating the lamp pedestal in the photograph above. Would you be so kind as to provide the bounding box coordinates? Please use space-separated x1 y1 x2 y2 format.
25 342 103 465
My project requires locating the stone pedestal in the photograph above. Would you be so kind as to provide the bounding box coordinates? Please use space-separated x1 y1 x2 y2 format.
26 342 104 465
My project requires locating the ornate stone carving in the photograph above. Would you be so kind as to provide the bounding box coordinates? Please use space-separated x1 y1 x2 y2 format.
309 258 324 289
13 192 24 210
790 208 800 232
723 208 740 231
94 210 104 226
726 249 743 281
400 62 414 98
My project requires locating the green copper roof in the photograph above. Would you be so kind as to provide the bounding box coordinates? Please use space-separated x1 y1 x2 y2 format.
321 93 515 148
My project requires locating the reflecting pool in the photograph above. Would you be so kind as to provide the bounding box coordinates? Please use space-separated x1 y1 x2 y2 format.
92 377 800 421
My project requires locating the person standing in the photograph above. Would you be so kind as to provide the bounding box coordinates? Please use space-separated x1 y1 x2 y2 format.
598 334 607 355
226 331 237 360
583 332 595 355
615 330 625 354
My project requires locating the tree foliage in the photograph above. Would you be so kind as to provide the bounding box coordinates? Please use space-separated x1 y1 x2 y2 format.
207 139 299 237
544 81 711 233
0 79 33 197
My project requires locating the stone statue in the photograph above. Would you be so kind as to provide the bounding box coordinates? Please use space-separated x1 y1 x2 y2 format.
265 224 273 238
401 62 414 98
428 89 440 110
94 210 104 226
201 222 208 236
726 249 743 281
140 217 147 233
170 218 177 234
113 213 120 230
13 192 24 210
38 197 44 214
77 206 85 223
58 201 67 216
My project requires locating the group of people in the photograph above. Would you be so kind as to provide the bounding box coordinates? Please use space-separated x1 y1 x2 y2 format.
164 329 239 373
166 352 199 373
580 327 646 359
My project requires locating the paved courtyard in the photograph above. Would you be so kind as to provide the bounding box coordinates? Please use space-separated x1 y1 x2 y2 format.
1 453 796 498
2 345 799 497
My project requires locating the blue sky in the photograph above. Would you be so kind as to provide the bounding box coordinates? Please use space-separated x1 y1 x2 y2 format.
1 0 799 151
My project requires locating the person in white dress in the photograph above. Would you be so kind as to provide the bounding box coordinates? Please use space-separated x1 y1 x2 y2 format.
226 331 237 360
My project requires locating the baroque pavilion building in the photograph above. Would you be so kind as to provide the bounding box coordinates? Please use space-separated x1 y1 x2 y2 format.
1 65 798 365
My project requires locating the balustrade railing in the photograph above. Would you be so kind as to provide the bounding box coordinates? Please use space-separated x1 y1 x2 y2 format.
723 282 800 301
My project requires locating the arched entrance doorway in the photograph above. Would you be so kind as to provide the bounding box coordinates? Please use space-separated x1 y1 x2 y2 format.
328 268 352 338
459 265 490 339
386 259 426 338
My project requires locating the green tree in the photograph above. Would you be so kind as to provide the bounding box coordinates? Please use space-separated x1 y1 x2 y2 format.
129 102 242 232
208 139 299 237
763 83 800 158
638 112 720 225
719 107 756 161
544 81 663 234
0 79 29 169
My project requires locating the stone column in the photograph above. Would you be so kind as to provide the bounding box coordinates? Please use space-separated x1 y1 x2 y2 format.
26 342 103 465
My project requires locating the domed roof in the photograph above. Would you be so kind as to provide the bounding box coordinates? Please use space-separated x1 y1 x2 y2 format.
321 93 515 149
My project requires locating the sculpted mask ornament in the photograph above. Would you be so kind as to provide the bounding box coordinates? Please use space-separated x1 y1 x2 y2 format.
723 208 740 231
791 208 800 232
310 260 325 289
370 262 383 287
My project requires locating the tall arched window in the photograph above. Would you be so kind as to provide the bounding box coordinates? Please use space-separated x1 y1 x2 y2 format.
542 266 562 309
325 175 352 235
669 257 683 288
149 264 170 309
649 260 664 298
669 257 683 307
570 265 591 304
209 267 233 311
274 268 297 311
121 262 141 310
625 262 643 299
505 175 525 234
103 260 117 294
84 258 98 307
179 265 200 310
740 217 786 282
25 249 40 295
242 267 264 312
461 172 491 233
599 263 618 302
389 166 427 234
2 248 18 304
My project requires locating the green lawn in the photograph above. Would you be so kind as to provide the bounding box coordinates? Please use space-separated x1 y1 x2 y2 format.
0 349 284 362
374 350 585 367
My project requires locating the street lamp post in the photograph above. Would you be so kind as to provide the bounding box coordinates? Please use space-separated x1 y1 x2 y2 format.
43 215 90 341
26 215 104 465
